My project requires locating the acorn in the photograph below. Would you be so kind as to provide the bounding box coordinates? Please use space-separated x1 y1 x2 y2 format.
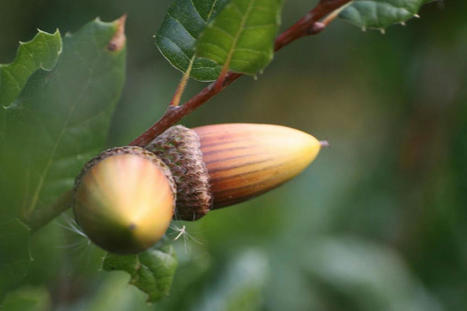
146 123 322 220
72 146 175 254
73 123 322 254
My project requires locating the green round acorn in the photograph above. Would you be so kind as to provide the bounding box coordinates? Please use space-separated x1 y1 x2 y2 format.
72 146 175 254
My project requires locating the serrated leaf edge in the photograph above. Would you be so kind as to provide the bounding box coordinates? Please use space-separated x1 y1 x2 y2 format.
339 0 426 31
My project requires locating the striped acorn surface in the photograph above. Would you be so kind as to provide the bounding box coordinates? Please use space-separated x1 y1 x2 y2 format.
193 123 322 208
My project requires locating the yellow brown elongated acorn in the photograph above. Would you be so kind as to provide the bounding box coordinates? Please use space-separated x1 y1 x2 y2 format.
73 123 322 254
146 123 322 219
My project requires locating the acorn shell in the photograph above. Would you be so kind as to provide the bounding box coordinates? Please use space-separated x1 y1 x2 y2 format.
193 123 321 208
73 146 175 254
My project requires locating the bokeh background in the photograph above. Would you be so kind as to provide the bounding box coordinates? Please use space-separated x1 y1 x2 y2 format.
1 0 466 310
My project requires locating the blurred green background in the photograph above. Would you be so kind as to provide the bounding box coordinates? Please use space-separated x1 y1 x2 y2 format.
1 0 466 310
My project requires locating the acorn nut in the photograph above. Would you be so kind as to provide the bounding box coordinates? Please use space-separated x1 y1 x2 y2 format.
72 146 175 254
147 123 322 221
73 124 322 254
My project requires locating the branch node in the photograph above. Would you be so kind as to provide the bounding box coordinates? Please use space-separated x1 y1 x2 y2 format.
308 22 326 35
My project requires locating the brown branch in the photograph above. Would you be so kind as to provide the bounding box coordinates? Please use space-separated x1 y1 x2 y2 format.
129 0 352 147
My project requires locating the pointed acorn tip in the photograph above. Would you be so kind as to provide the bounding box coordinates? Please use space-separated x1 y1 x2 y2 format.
73 146 175 254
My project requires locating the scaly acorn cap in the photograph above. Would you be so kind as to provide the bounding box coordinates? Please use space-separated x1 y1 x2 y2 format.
146 123 321 220
73 146 176 254
147 126 211 221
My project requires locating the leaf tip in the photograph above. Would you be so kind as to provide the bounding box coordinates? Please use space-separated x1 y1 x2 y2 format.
107 14 127 52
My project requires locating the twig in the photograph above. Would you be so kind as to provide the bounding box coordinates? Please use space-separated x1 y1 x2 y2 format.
26 0 352 231
129 0 352 146
321 1 352 26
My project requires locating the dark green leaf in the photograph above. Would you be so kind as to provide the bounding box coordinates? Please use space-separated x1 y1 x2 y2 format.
196 0 283 76
156 0 229 81
0 17 126 295
3 17 126 221
102 244 178 302
339 0 429 30
0 30 62 109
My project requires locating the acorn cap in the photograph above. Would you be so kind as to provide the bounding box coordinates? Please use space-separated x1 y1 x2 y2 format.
147 126 212 220
146 124 321 220
73 146 175 254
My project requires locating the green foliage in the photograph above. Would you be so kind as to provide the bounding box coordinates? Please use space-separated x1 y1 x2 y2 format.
339 0 430 30
0 17 126 296
103 244 178 302
156 0 229 81
1 0 465 310
0 220 30 298
0 30 62 108
75 274 153 311
1 286 50 311
303 237 441 311
196 0 283 76
197 251 268 311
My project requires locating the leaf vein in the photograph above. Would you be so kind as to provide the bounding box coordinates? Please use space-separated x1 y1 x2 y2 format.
167 13 197 40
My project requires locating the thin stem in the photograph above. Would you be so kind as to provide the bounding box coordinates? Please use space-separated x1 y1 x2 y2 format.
321 1 352 26
28 0 352 231
130 0 352 147
170 57 194 107
213 65 229 94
